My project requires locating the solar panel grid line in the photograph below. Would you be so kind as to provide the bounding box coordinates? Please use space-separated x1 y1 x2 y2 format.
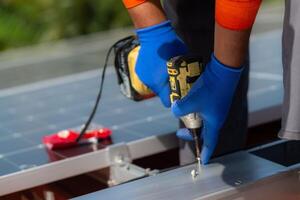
1 144 42 158
0 96 126 120
0 103 167 134
110 115 176 138
0 128 48 142
155 119 178 130
7 148 50 170
108 112 171 130
0 96 82 116
0 105 90 127
0 108 79 125
0 68 114 98
14 119 76 135
0 116 87 142
18 134 41 146
0 157 20 170
0 86 121 122
1 120 50 132
0 83 98 109
0 139 35 158
0 93 128 128
111 130 145 144
0 125 13 134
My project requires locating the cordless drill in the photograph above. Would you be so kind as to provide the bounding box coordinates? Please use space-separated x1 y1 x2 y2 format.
114 36 204 174
167 56 204 175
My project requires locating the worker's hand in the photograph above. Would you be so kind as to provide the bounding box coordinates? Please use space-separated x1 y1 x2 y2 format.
172 54 243 164
135 20 187 107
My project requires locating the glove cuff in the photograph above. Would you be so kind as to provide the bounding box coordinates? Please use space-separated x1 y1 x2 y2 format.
136 20 174 42
211 53 244 72
209 53 244 82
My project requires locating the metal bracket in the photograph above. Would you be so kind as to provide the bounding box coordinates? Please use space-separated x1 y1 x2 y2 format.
107 143 158 186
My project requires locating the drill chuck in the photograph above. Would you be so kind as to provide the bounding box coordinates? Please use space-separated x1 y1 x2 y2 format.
181 113 202 129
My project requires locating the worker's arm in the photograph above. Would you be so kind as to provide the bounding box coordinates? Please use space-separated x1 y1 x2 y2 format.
125 0 166 28
214 24 251 67
173 0 261 164
122 0 187 107
214 0 261 67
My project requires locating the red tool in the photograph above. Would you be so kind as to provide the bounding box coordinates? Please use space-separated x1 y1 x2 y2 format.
43 128 112 150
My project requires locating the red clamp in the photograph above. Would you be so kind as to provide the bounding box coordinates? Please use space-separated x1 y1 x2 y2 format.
43 128 112 150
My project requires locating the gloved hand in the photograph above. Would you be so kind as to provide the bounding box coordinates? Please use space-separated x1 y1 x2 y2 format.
172 54 243 164
135 20 187 107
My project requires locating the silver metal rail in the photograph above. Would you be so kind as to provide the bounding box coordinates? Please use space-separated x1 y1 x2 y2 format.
0 134 178 196
73 151 286 200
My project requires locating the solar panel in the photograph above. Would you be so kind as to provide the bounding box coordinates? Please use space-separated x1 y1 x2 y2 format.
0 68 174 171
0 29 283 195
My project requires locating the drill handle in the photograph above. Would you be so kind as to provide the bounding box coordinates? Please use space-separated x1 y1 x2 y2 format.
167 55 204 103
167 55 204 129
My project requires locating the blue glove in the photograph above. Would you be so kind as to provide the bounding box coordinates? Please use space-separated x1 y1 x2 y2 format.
135 21 187 107
172 54 243 164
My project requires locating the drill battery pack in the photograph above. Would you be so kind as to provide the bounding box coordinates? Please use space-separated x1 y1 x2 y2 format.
113 36 155 101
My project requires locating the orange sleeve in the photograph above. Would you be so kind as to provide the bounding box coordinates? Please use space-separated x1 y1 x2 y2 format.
216 0 262 30
123 0 147 9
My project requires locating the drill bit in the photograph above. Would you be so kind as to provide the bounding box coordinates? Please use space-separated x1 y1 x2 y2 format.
180 114 202 179
191 128 202 177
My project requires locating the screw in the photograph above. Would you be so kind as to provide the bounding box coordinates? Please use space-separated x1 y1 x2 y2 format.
234 179 243 186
